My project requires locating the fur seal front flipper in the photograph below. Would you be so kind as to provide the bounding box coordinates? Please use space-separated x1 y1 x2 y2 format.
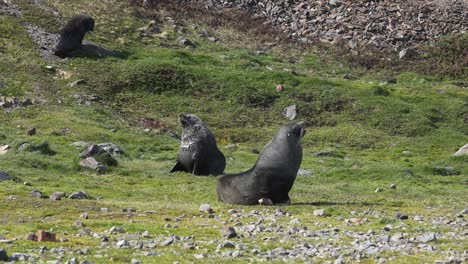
217 122 306 205
170 114 226 176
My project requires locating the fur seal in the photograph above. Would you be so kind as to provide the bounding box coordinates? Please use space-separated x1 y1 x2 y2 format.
217 122 306 205
54 14 95 58
170 114 226 176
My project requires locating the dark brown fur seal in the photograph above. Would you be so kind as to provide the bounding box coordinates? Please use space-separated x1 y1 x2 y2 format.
54 14 94 58
217 122 306 205
170 114 226 176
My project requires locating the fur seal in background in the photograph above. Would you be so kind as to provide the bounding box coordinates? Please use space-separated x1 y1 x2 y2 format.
54 14 95 58
170 114 226 176
217 122 306 205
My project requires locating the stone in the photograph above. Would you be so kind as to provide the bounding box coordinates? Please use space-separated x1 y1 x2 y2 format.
66 258 78 264
80 145 103 158
194 253 205 259
453 144 468 156
116 240 130 248
131 259 141 264
225 144 238 150
109 226 125 233
79 157 107 173
221 227 237 239
0 171 10 181
199 204 214 213
399 48 417 59
283 105 297 120
37 230 56 242
142 231 150 238
391 232 404 242
98 142 124 155
101 208 110 213
10 253 29 261
178 37 194 47
416 233 437 243
461 208 468 215
396 212 408 219
314 209 327 217
50 192 67 201
26 233 38 241
219 241 235 249
70 79 86 87
0 249 8 261
297 169 312 176
375 188 382 193
389 184 397 189
68 191 88 200
329 0 341 6
30 190 43 198
258 198 273 206
275 84 284 92
160 237 174 246
0 145 9 155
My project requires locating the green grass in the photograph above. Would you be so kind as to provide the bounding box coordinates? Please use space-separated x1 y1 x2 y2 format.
0 0 467 263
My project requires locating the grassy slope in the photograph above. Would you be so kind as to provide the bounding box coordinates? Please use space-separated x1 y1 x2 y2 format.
0 0 467 263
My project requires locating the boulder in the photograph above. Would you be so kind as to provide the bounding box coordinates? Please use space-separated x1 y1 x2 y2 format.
0 171 11 182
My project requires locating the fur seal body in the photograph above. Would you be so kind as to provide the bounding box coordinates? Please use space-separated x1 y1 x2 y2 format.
217 122 306 205
170 114 226 176
54 14 95 58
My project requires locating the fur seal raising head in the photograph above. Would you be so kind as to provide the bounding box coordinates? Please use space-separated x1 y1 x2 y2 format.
54 14 95 58
170 114 226 176
217 122 306 205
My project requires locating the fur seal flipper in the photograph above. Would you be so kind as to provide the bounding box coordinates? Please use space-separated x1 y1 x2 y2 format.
217 122 306 205
170 114 226 176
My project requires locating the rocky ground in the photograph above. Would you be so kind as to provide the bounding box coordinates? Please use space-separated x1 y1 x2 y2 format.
1 199 467 263
175 0 467 51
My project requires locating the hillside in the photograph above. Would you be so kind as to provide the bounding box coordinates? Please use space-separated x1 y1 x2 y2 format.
0 0 467 263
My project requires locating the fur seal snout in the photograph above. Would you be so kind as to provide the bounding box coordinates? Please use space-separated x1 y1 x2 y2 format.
170 114 226 176
217 122 306 205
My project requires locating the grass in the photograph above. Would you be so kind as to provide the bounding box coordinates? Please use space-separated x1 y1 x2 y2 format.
0 0 467 263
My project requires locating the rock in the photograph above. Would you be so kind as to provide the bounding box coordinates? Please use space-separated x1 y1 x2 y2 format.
109 226 125 233
0 248 8 261
70 79 86 87
0 171 11 181
70 141 91 148
453 144 468 156
389 184 397 189
329 0 341 6
375 188 382 193
160 237 174 246
50 192 66 201
396 212 409 220
225 144 238 151
26 233 38 241
383 224 393 231
27 127 36 136
275 84 284 92
79 157 107 173
417 233 437 243
297 169 312 176
178 37 194 47
116 240 130 248
199 204 214 213
0 145 9 155
391 232 404 242
23 182 32 186
314 209 327 217
142 231 150 238
219 241 235 249
80 145 103 158
10 253 29 261
37 230 56 242
30 190 43 199
432 166 460 176
66 258 79 264
461 208 468 215
399 48 417 59
131 259 141 264
80 213 89 219
221 227 237 239
283 105 297 120
194 253 205 259
98 142 124 155
101 208 110 213
68 191 88 200
258 198 273 206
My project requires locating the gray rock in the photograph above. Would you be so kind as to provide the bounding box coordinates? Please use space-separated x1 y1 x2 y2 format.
17 143 30 152
50 192 67 201
329 0 341 6
199 204 214 213
221 227 237 239
314 209 327 217
70 79 86 87
65 258 78 264
297 169 312 176
453 144 468 156
10 253 29 261
0 249 8 261
68 191 88 200
142 230 150 238
178 37 194 47
283 105 297 120
391 232 404 242
116 240 130 248
461 208 468 215
131 259 141 264
194 253 205 259
98 142 124 155
0 171 10 182
375 188 382 193
30 190 42 198
79 157 107 173
161 237 174 246
101 208 110 213
80 145 103 158
399 48 417 59
417 233 437 243
80 213 89 219
396 212 408 219
389 184 397 189
109 226 125 233
218 241 235 249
